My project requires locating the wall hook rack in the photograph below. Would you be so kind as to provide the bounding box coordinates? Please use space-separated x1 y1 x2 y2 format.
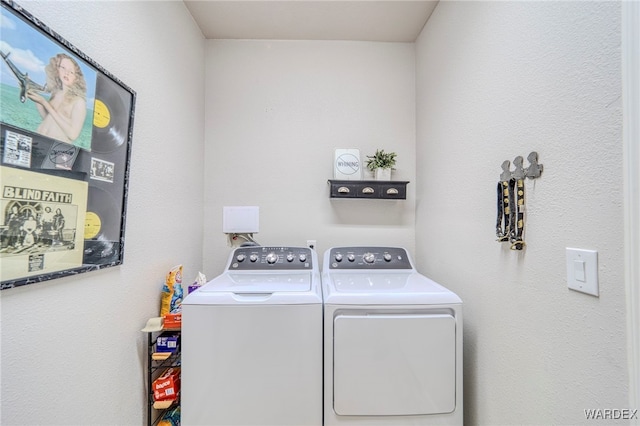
525 151 543 179
495 152 543 251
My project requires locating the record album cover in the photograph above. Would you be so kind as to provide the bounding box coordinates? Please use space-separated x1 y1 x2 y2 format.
0 166 88 282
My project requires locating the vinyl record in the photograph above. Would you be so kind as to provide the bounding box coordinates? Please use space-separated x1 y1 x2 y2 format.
84 186 120 242
91 74 131 154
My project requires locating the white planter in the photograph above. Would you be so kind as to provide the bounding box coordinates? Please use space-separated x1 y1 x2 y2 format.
374 168 392 181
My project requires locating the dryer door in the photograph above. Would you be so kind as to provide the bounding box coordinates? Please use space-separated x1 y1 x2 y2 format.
333 313 456 416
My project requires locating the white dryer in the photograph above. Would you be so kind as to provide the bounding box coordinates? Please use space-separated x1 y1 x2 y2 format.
323 246 463 425
182 246 323 426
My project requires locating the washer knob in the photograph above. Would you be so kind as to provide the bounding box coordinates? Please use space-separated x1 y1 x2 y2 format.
236 254 246 262
347 254 355 262
266 253 278 264
363 253 375 263
249 254 258 262
335 253 343 262
286 254 294 262
299 253 307 262
383 253 392 262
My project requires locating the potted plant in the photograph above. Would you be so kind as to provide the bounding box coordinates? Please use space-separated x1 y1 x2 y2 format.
365 149 397 180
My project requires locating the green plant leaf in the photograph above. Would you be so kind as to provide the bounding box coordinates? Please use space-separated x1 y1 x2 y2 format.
365 149 397 171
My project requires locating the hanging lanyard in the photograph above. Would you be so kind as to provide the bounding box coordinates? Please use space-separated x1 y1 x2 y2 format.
496 180 512 242
510 178 525 250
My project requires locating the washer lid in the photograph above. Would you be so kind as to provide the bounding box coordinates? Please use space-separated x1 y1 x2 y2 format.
206 272 312 293
183 271 322 305
323 271 462 305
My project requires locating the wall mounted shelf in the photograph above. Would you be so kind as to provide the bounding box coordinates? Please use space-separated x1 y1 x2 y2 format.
328 180 409 200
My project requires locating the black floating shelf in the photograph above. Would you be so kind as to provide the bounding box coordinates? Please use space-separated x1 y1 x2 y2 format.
328 180 409 200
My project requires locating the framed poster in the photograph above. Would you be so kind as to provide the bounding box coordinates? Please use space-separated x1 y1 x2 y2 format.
0 0 136 289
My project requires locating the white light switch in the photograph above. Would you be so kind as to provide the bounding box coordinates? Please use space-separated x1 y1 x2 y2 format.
566 248 598 297
574 260 586 282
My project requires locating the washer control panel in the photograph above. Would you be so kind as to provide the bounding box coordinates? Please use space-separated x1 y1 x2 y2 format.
328 247 412 270
229 246 313 270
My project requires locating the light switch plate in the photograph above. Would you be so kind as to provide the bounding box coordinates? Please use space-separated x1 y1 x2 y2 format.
566 248 599 297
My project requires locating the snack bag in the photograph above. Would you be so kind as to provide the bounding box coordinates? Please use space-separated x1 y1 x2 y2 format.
160 265 183 316
171 278 183 313
158 406 180 426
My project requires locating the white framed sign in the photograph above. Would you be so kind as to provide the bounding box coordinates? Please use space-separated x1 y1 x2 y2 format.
334 149 362 180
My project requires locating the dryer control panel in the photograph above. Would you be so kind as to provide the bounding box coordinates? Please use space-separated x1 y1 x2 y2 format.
229 246 313 270
328 247 412 270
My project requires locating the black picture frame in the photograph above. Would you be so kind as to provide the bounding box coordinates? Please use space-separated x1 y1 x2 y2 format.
0 0 136 289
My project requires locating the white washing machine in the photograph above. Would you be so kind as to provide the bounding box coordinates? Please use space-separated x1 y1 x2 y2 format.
182 246 323 426
323 246 463 425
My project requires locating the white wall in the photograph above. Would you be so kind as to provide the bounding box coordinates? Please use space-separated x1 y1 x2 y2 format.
0 1 205 425
1 2 630 425
623 1 640 417
202 40 416 276
416 2 627 424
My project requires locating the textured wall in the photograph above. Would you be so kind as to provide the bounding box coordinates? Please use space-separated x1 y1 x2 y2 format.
415 2 627 424
202 40 416 276
0 1 205 424
0 2 629 425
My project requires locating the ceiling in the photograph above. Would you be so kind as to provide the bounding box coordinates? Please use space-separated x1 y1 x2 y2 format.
183 1 439 43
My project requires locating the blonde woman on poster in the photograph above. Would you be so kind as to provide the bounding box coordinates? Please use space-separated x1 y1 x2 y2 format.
27 53 87 144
